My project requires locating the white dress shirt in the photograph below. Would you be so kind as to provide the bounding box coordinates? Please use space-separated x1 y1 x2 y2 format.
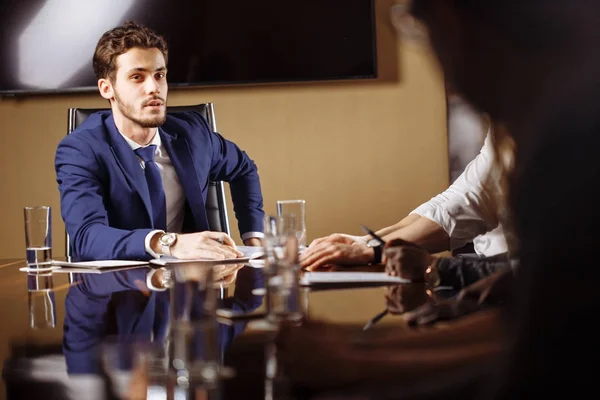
410 132 509 257
118 129 261 262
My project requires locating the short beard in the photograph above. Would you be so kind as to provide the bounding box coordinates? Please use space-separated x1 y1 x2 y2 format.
114 93 166 128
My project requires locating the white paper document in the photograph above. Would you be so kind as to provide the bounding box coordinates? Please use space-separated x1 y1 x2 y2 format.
235 246 265 259
300 271 410 286
150 246 265 266
150 255 250 266
51 260 149 269
52 265 149 274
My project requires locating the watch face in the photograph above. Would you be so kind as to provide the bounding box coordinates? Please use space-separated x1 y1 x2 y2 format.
160 233 177 246
367 239 380 248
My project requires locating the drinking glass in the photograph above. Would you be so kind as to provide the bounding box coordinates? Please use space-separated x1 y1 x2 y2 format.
276 200 306 248
24 206 52 268
263 215 302 323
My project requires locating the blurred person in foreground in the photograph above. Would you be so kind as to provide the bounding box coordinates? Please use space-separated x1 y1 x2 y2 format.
278 0 600 396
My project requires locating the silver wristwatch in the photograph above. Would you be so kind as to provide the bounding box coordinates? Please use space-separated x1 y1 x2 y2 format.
158 232 178 256
366 239 380 248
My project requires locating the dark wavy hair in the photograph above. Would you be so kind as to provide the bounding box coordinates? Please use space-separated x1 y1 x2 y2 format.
92 21 168 82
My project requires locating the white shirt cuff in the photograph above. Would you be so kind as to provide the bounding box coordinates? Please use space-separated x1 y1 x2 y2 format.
145 230 165 259
146 268 168 291
241 231 264 241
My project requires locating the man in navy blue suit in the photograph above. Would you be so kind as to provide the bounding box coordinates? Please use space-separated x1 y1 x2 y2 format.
55 21 265 282
55 22 266 379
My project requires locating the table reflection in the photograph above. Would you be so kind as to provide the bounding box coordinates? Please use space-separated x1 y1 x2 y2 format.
28 272 57 329
63 264 264 378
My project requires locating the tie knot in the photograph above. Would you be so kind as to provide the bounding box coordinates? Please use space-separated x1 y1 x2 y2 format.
135 145 157 163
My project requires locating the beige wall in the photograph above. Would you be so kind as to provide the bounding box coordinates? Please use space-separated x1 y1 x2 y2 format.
0 0 448 259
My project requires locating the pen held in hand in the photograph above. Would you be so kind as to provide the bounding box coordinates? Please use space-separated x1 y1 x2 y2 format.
362 308 389 331
359 224 386 246
360 224 420 249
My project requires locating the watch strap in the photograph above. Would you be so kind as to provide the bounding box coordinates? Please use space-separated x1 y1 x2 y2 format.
161 242 172 256
371 244 383 264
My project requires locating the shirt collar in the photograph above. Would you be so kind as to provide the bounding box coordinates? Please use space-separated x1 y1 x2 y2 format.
119 128 162 151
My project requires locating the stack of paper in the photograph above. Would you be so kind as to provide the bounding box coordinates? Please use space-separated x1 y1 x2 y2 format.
235 246 265 259
50 260 149 274
300 271 410 286
150 246 265 266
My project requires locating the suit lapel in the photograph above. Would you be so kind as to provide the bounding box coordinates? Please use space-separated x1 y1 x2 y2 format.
160 129 210 231
103 115 154 226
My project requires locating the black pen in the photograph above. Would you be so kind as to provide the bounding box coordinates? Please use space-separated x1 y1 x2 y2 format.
363 308 389 331
359 224 386 246
361 224 419 249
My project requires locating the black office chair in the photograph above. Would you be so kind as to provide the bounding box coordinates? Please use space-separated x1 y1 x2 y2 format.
64 103 231 261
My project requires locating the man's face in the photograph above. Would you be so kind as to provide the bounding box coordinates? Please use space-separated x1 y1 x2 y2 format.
100 47 168 128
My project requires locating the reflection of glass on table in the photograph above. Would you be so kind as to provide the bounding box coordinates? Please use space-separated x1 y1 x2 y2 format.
169 262 234 392
27 272 56 329
101 338 172 399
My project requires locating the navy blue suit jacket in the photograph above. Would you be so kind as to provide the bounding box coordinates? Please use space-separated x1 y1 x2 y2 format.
55 110 264 261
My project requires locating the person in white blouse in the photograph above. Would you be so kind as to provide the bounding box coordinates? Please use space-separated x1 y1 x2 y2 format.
300 131 509 271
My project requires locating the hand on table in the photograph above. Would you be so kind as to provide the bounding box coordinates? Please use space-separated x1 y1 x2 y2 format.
300 242 374 271
171 231 244 260
383 238 435 280
243 237 263 247
308 233 367 247
300 234 374 271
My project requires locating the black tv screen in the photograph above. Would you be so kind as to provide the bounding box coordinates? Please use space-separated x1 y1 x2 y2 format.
0 0 377 96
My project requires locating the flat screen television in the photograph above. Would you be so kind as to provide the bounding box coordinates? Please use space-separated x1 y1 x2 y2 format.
0 0 377 96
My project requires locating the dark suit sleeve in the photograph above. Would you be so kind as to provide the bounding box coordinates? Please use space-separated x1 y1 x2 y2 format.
55 134 153 261
203 118 265 235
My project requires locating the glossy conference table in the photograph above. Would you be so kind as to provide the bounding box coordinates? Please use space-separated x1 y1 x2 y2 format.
0 258 503 400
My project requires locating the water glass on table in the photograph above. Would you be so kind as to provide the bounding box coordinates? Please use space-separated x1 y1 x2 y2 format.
276 199 307 249
24 206 52 269
263 215 303 323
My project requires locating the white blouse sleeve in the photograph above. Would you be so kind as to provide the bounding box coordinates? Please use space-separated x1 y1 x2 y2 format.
410 132 500 251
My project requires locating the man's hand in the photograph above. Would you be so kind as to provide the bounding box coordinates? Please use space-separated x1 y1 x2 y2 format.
243 237 263 247
170 231 243 260
300 242 374 271
307 233 367 248
383 238 435 280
